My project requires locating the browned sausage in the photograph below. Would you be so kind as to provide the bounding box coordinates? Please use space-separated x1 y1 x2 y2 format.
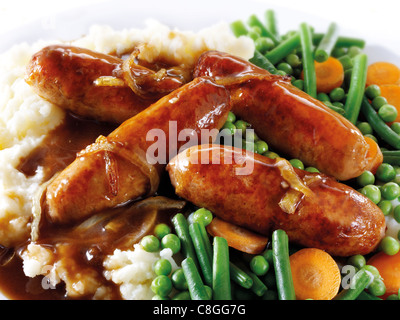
193 51 383 181
25 45 186 123
167 144 386 256
44 77 230 224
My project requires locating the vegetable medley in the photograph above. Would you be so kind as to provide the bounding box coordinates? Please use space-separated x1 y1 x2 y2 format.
141 9 400 301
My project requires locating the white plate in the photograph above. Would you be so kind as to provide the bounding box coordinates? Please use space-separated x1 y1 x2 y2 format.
0 0 399 300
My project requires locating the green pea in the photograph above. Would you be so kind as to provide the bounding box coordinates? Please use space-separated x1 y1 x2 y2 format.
151 275 172 297
391 122 400 135
277 62 293 75
376 163 396 182
250 255 269 276
365 85 381 100
317 92 330 102
360 185 381 204
255 140 269 154
356 170 375 187
378 104 398 123
329 87 345 102
192 208 213 226
247 30 260 41
285 53 302 68
380 236 400 255
393 205 400 223
372 96 388 111
305 167 320 173
347 254 366 269
154 223 171 240
332 101 344 109
140 235 160 252
348 46 363 57
332 47 347 58
235 120 251 133
153 258 172 276
289 158 304 170
221 121 236 135
275 70 287 76
292 79 304 90
386 294 400 300
378 200 393 216
242 139 255 152
244 130 259 142
357 122 373 135
226 111 236 123
171 268 188 291
263 151 279 159
254 37 275 54
381 182 400 200
362 265 381 280
368 278 386 297
161 233 181 254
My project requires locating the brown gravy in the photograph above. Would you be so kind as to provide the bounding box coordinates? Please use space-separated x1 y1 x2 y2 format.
1 114 182 300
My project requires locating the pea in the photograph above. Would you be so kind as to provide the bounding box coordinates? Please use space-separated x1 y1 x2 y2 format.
254 37 275 54
192 208 213 226
378 104 398 123
161 233 181 254
154 223 171 240
332 101 344 109
292 79 304 90
151 275 172 297
362 265 380 280
356 170 375 187
348 46 363 58
305 167 320 173
242 139 255 152
263 151 279 159
393 205 400 223
235 120 250 133
277 62 293 75
380 236 400 255
332 47 347 58
250 255 269 276
376 163 396 182
386 294 400 300
329 87 345 102
289 158 304 170
360 185 381 204
317 92 330 102
371 96 388 111
171 268 188 291
226 111 236 123
357 122 373 135
391 122 400 135
255 140 269 154
378 200 393 216
368 278 386 297
221 121 236 135
244 129 259 142
247 30 260 41
365 85 381 100
381 182 400 200
285 53 302 68
275 70 287 76
153 258 172 276
140 235 160 252
347 254 366 269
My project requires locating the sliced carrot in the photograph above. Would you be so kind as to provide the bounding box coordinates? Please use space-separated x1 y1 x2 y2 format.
289 248 341 300
379 84 400 123
367 251 400 298
366 62 400 86
301 57 344 93
206 217 268 254
364 136 383 174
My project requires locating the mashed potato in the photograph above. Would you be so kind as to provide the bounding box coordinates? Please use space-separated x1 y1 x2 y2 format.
3 20 253 299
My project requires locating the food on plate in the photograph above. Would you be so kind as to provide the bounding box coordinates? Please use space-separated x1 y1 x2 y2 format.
1 8 400 301
194 50 382 180
166 144 386 257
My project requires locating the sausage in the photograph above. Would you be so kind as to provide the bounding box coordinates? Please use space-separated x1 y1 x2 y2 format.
193 51 383 181
166 144 386 256
44 77 230 224
25 45 186 123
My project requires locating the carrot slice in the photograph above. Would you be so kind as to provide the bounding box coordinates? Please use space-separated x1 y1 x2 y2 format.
366 62 400 86
206 217 268 254
379 84 400 123
289 248 341 300
368 251 400 298
364 136 383 174
301 57 344 93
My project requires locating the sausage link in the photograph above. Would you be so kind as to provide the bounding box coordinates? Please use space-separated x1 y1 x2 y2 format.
193 51 382 181
167 144 386 256
44 77 230 224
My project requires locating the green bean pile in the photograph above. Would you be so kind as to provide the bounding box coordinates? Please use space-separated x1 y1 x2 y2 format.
143 9 400 300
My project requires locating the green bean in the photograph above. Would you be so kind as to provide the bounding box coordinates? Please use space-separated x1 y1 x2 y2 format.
182 257 210 300
229 262 254 289
333 269 372 300
361 96 400 149
299 23 317 98
230 20 248 37
313 33 365 48
189 222 212 286
172 213 199 269
344 54 368 124
314 22 339 62
212 237 232 300
247 14 280 45
249 50 277 74
265 32 300 65
264 9 280 40
234 261 267 296
382 150 400 165
356 291 382 300
272 229 296 300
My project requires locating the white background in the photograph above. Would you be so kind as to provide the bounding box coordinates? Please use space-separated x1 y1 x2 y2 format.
0 0 399 60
